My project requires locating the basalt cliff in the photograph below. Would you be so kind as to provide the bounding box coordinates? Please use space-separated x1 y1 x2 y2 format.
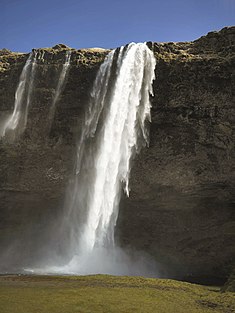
0 27 234 285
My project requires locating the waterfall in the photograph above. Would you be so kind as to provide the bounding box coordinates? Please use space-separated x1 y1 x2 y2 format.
25 43 157 276
58 42 156 274
0 51 37 140
48 50 71 124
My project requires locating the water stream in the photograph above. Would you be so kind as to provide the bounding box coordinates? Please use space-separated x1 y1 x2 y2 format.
48 50 71 125
0 51 37 140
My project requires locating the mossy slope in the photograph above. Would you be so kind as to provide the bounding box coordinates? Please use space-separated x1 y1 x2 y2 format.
0 275 234 313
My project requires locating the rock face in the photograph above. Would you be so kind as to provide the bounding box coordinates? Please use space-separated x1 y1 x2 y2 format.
222 268 235 292
0 27 234 283
118 27 235 284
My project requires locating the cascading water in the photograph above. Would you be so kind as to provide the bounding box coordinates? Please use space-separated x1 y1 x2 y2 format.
48 50 71 124
0 51 37 140
27 43 157 276
76 43 155 249
52 42 156 275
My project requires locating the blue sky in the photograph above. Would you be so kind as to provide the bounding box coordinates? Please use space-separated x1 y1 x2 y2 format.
1 0 235 52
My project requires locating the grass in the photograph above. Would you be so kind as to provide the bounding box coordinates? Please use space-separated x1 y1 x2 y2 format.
0 275 234 313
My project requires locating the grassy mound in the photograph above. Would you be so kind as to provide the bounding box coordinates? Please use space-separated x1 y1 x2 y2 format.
0 275 234 313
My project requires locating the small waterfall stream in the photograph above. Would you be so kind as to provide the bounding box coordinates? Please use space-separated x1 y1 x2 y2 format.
0 51 37 140
48 50 71 124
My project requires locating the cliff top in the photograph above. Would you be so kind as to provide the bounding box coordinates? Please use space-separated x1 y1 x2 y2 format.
1 26 234 56
0 26 234 73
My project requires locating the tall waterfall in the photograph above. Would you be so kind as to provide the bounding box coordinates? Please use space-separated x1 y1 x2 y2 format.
26 43 156 276
56 42 156 275
48 50 71 124
0 51 37 140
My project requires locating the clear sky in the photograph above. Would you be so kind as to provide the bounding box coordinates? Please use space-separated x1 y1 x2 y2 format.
1 0 235 52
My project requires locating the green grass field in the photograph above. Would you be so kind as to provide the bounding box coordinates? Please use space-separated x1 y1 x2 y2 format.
0 275 234 313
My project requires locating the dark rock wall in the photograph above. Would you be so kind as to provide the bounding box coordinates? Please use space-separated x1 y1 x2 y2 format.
0 28 234 283
118 27 235 283
0 48 108 267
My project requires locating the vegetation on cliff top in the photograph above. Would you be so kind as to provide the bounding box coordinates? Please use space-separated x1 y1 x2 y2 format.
0 45 108 74
1 26 234 71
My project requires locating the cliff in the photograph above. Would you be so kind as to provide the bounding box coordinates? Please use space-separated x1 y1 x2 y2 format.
0 27 234 284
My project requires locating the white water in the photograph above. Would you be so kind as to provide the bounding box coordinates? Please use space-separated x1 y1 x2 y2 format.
49 50 71 122
27 43 157 276
76 43 155 252
0 51 37 140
